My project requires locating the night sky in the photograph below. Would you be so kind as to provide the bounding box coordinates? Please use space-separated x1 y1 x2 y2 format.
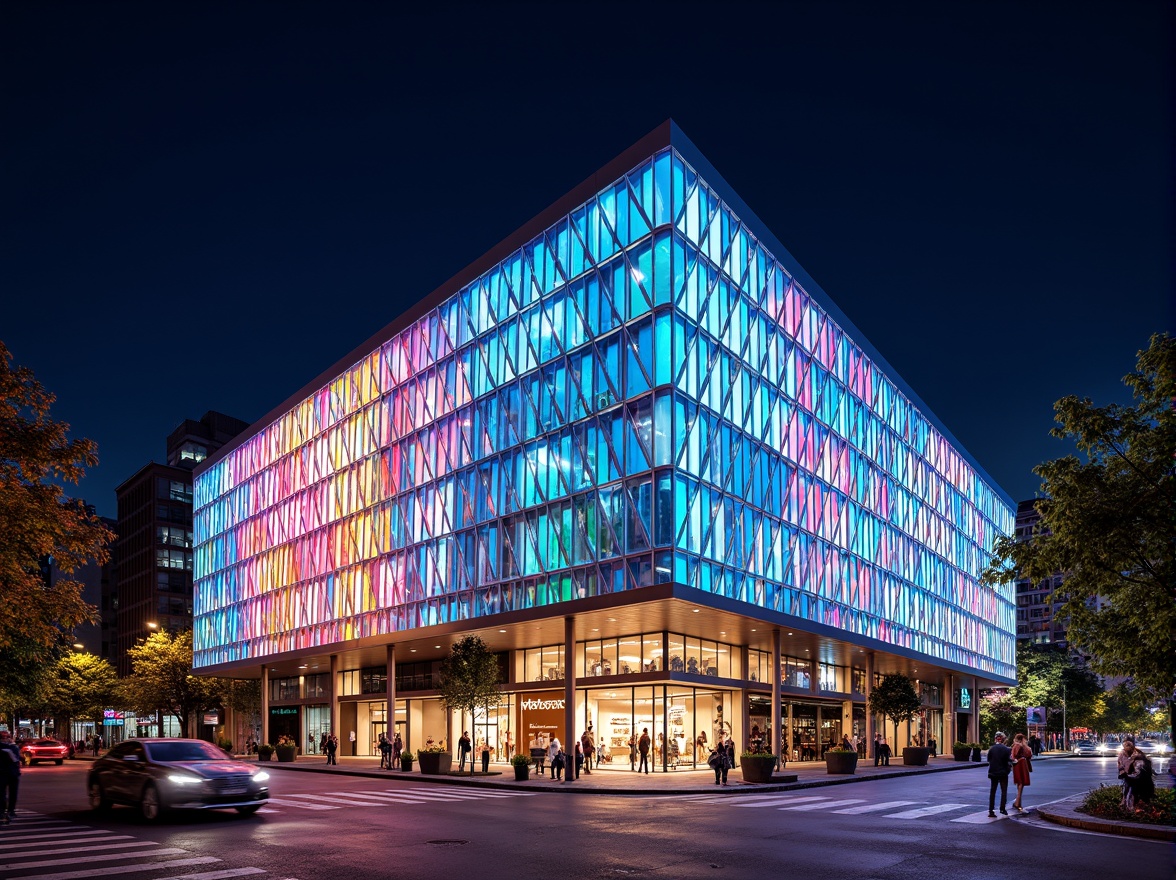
3 2 1171 520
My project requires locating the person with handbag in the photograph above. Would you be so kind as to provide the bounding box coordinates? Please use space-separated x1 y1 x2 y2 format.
1010 732 1032 811
709 735 734 785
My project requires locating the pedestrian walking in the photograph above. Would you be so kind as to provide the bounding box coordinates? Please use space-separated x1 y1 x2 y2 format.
580 727 595 773
1124 748 1155 808
326 731 338 765
878 737 891 766
873 733 882 765
458 731 472 771
0 730 20 823
628 733 638 771
638 728 651 774
986 731 1013 817
320 732 328 754
548 737 562 779
378 733 392 769
573 741 584 779
709 736 734 785
503 730 513 761
1010 733 1032 811
392 732 403 768
479 739 491 773
928 735 937 757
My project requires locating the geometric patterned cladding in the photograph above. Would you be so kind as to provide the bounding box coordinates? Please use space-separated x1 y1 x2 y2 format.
193 143 1016 681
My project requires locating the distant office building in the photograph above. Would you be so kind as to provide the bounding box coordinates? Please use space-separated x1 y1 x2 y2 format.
112 411 249 676
39 510 115 657
193 123 1014 762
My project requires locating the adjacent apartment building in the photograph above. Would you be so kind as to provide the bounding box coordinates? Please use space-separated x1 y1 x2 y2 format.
193 123 1015 765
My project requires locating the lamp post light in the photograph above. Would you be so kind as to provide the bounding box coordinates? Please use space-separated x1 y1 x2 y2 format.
144 622 163 738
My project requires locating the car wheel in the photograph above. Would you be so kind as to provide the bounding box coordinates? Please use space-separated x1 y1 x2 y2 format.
88 781 110 811
235 804 261 816
55 759 63 765
140 783 164 821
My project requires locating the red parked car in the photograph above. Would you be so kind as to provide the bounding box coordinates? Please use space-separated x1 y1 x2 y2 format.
21 738 71 765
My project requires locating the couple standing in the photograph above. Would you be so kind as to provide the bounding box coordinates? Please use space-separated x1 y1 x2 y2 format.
986 731 1032 816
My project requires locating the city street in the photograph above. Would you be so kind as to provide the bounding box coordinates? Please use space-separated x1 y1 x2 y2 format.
3 757 1169 880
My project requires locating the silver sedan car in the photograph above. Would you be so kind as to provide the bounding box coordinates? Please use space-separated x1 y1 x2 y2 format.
87 738 269 821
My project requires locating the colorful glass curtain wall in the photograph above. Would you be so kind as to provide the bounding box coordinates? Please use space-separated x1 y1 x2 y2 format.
193 147 1016 679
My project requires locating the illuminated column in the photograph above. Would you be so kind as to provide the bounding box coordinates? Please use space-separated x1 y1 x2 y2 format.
386 644 397 743
945 673 955 747
771 629 782 763
329 654 339 740
564 615 575 782
971 676 980 745
864 652 875 757
260 666 269 746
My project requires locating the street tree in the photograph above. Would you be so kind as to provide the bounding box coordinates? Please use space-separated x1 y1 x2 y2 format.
0 342 113 687
121 630 218 736
1009 642 1102 732
983 333 1174 702
438 635 502 774
41 652 117 736
867 673 924 752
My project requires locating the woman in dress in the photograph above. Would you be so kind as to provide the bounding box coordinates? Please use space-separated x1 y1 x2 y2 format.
1010 732 1032 811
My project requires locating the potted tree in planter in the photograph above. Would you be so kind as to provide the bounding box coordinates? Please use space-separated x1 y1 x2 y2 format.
868 673 929 766
511 753 532 781
824 746 858 774
952 741 971 762
739 750 779 783
400 750 414 772
970 742 983 762
274 735 297 763
438 634 503 777
257 743 275 762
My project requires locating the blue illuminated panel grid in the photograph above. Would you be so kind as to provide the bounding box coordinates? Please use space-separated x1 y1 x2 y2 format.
193 147 1015 679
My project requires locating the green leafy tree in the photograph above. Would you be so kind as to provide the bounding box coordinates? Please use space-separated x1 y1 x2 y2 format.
41 652 117 734
979 691 1025 744
983 333 1174 701
1009 643 1102 732
0 342 113 691
1088 683 1154 735
121 630 218 736
867 673 924 751
438 635 501 775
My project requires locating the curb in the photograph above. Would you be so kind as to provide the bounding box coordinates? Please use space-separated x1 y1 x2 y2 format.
1035 794 1175 842
259 753 994 795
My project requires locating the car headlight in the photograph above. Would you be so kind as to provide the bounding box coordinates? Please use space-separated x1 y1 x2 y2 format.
251 771 270 782
167 773 205 785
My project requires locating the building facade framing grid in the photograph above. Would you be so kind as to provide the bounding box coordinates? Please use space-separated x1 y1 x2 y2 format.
192 125 1016 694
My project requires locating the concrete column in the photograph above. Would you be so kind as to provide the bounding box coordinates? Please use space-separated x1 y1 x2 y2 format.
329 654 339 741
771 629 782 763
260 666 270 746
971 677 980 745
386 644 397 742
864 652 875 757
945 673 955 746
564 615 575 782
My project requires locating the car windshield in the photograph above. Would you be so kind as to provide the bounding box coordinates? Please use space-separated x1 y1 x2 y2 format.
33 739 60 746
145 741 226 762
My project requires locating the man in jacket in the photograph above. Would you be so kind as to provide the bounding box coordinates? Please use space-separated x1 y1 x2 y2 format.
986 731 1013 817
580 727 595 773
638 728 651 774
0 730 21 823
458 731 472 771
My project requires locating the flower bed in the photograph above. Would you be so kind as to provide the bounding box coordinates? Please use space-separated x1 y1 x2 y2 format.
1077 784 1175 825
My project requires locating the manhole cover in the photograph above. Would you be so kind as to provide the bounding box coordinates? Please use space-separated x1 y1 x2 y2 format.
426 839 469 847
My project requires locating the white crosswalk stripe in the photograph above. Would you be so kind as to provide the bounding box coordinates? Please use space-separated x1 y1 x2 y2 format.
0 813 272 880
729 795 830 808
263 785 537 812
883 803 972 819
778 798 865 810
832 800 918 814
951 810 1011 824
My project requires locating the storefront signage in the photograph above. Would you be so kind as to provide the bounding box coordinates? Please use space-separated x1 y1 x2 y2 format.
271 707 299 716
520 698 565 711
958 688 971 710
102 710 125 727
203 712 221 726
520 690 565 751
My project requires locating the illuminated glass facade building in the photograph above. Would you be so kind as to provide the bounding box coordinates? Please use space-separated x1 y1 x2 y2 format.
194 123 1014 763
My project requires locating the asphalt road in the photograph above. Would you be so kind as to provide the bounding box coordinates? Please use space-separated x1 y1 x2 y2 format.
3 757 1169 880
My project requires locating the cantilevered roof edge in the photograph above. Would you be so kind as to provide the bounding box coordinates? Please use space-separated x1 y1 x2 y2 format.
665 121 1014 511
198 121 677 476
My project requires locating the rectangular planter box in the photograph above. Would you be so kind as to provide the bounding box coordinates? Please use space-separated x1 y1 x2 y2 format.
418 751 453 775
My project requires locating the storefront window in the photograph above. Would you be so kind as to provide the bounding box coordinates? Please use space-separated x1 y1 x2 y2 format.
305 674 328 699
269 676 300 701
642 634 662 671
339 670 358 696
667 634 685 672
851 666 866 695
616 635 643 675
818 662 843 692
522 645 564 682
783 657 811 689
305 704 330 754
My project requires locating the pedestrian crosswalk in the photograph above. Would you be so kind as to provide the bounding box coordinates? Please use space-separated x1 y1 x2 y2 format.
670 793 1024 823
261 784 537 813
0 812 268 880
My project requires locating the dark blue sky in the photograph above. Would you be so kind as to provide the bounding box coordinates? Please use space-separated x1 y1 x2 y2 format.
3 2 1171 519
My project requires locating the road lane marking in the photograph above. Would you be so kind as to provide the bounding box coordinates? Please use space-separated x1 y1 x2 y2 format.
0 847 188 870
263 797 338 810
832 800 918 814
153 870 267 880
0 841 163 856
884 803 971 819
729 795 830 807
0 832 124 848
27 856 221 880
778 798 865 810
951 811 1007 823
